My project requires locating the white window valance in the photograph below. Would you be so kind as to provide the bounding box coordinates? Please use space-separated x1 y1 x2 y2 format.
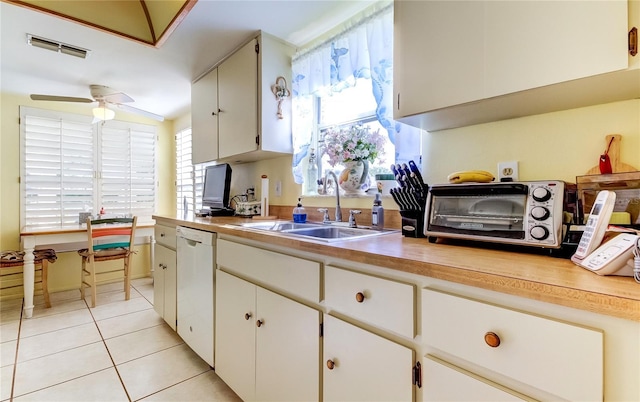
291 2 421 184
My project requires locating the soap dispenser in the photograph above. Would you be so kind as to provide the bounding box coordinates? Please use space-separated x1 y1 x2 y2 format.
371 193 384 230
293 197 307 223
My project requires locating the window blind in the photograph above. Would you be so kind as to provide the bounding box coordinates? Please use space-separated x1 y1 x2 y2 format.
22 112 94 227
176 128 194 215
175 127 207 216
100 122 156 219
20 106 156 228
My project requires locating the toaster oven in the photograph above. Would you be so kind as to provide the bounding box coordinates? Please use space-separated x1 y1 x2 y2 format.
424 181 577 248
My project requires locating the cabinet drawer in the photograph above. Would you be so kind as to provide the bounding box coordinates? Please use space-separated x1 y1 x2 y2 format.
422 289 603 401
217 239 320 302
155 224 176 249
423 355 531 402
325 265 415 338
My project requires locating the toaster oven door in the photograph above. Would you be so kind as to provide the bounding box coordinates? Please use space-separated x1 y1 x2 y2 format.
426 184 528 239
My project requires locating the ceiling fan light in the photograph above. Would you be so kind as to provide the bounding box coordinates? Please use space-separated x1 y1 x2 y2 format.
92 106 115 121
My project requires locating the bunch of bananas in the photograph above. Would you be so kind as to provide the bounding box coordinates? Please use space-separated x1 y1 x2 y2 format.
447 170 495 184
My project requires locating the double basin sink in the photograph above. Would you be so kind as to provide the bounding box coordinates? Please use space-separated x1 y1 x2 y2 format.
235 220 397 242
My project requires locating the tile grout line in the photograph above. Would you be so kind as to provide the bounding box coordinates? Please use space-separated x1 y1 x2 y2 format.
9 299 25 401
85 293 134 402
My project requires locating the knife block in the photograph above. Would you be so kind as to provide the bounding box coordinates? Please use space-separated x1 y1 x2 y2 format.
399 210 425 238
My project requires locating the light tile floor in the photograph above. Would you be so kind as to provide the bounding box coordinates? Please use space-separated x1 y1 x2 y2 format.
0 278 241 402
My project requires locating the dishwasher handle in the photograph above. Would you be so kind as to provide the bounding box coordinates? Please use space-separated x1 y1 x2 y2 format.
183 238 201 247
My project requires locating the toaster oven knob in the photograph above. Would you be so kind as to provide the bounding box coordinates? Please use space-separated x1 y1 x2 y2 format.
530 225 549 240
530 206 550 221
532 187 552 202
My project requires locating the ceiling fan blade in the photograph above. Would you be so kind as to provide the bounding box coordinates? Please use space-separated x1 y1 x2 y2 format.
102 92 134 104
30 94 94 103
90 85 134 104
115 103 165 122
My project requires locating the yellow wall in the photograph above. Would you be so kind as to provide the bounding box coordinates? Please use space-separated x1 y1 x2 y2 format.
0 93 176 294
423 99 640 184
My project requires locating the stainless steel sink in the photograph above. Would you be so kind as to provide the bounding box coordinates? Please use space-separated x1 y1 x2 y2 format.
238 221 323 231
235 220 397 242
284 226 395 242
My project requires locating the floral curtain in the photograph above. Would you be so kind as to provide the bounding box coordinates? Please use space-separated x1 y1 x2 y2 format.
291 2 422 184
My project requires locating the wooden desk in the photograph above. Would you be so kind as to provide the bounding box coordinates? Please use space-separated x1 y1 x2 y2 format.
20 222 155 318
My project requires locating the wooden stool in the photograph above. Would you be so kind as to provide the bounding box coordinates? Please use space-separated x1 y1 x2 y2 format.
0 249 57 308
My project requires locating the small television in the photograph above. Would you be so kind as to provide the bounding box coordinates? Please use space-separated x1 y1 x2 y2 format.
202 163 232 211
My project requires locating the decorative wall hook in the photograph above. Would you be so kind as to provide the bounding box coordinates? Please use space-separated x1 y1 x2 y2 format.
271 76 291 119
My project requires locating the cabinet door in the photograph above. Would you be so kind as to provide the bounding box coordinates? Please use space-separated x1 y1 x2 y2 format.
191 68 219 164
422 356 530 402
394 0 485 117
218 39 258 159
215 271 257 401
323 314 413 402
484 0 628 98
255 287 320 401
153 244 176 330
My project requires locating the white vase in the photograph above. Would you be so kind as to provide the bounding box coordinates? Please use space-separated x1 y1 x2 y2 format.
338 160 370 195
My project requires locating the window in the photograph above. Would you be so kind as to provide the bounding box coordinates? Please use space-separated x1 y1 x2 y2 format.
291 2 422 195
20 106 156 228
316 78 394 177
175 127 211 216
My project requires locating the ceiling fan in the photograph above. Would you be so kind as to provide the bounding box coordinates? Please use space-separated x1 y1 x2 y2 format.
30 84 164 122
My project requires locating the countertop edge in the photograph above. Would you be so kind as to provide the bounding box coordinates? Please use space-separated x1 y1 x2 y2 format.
154 215 640 322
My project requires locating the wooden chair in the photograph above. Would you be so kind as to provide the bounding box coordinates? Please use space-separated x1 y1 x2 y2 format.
78 216 137 308
1 249 57 308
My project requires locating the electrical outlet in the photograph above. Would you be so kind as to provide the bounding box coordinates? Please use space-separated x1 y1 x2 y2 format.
498 161 519 182
275 180 282 197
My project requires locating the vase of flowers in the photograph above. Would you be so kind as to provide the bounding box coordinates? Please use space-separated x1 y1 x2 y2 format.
321 125 386 195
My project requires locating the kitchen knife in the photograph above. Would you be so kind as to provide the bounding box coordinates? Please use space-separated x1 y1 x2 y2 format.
408 160 425 188
390 188 405 210
401 164 418 190
391 164 405 188
396 188 412 210
394 164 407 188
408 189 422 210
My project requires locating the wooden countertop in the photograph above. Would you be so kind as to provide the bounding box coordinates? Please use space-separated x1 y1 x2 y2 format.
154 214 640 322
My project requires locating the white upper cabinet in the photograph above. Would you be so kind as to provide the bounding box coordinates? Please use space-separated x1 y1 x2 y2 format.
218 39 259 160
483 0 628 98
191 32 294 164
394 0 636 131
394 0 485 115
191 68 219 164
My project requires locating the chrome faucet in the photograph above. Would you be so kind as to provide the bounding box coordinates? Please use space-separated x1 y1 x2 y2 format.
318 208 331 224
348 210 361 228
323 171 342 222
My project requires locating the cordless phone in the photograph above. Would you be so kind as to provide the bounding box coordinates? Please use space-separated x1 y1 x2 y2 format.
571 190 616 262
576 233 637 276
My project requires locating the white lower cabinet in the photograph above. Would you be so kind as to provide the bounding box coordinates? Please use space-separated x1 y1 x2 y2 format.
153 244 176 330
422 355 530 402
422 288 603 401
153 225 177 331
323 314 414 402
215 270 320 402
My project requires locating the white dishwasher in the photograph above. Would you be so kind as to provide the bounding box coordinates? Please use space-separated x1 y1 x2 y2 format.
176 226 215 367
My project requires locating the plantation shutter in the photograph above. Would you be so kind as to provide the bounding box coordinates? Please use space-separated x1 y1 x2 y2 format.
100 121 156 219
21 106 156 229
176 128 194 215
21 108 94 227
175 127 209 216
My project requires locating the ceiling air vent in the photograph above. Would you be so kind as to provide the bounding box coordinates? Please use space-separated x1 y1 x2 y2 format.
27 34 90 59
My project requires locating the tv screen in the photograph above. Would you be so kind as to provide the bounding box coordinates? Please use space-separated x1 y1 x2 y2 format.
202 164 232 210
